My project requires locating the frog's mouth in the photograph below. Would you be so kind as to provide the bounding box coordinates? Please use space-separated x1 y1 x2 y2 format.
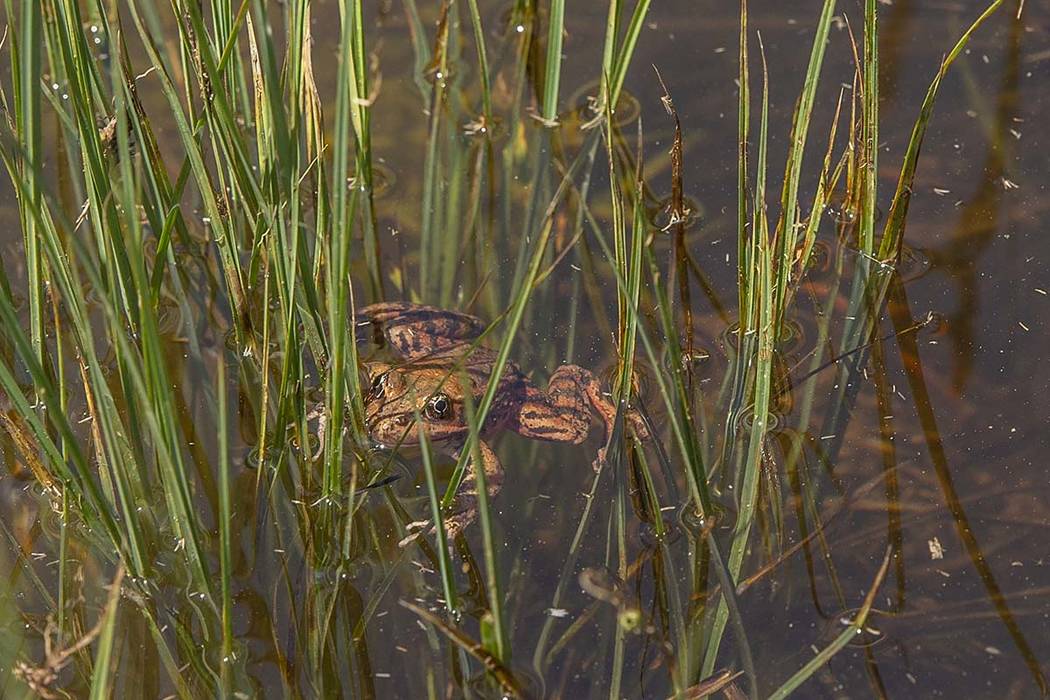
367 413 419 450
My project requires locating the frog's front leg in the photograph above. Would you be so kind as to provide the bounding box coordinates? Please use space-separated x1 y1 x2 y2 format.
443 440 505 540
512 365 650 468
398 440 504 546
358 302 485 360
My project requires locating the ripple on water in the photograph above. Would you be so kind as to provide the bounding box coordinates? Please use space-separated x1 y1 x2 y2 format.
598 359 655 405
489 2 531 42
650 193 703 232
561 81 642 133
898 242 932 281
349 161 398 200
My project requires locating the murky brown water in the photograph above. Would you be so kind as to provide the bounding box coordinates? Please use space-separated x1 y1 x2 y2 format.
2 1 1049 698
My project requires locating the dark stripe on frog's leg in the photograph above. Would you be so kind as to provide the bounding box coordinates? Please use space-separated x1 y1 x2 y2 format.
513 365 651 446
514 401 592 443
442 440 504 539
357 302 486 360
559 364 650 441
511 365 599 443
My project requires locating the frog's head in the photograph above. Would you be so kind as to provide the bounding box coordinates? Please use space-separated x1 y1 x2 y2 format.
362 362 471 448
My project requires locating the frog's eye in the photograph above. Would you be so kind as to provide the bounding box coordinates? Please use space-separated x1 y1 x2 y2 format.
368 372 387 399
424 393 452 420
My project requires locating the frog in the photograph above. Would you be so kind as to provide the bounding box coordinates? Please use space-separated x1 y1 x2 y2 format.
353 301 650 544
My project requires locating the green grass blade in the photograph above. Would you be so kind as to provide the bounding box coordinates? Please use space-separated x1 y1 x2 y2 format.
858 0 878 253
460 382 507 664
88 567 126 700
217 359 235 695
608 0 651 110
542 0 565 123
15 0 44 367
702 31 773 680
465 0 493 124
418 424 458 613
774 0 835 321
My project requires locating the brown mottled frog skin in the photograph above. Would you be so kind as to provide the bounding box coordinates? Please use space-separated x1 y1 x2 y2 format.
356 302 649 543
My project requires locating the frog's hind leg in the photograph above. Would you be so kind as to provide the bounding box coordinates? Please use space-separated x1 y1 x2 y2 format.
514 365 650 468
398 440 504 547
513 366 596 445
358 302 486 360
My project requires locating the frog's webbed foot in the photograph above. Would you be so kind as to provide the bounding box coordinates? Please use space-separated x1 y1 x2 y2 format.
396 511 475 549
357 302 486 361
591 405 650 472
396 441 504 548
305 404 326 461
569 367 650 451
397 520 431 548
590 416 648 471
592 445 609 472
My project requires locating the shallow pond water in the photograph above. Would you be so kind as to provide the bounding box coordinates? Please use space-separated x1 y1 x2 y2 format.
1 1 1049 698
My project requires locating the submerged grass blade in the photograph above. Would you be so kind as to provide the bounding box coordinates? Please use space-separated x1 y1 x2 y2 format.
400 600 526 699
887 276 1047 693
766 548 892 699
877 0 1004 262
